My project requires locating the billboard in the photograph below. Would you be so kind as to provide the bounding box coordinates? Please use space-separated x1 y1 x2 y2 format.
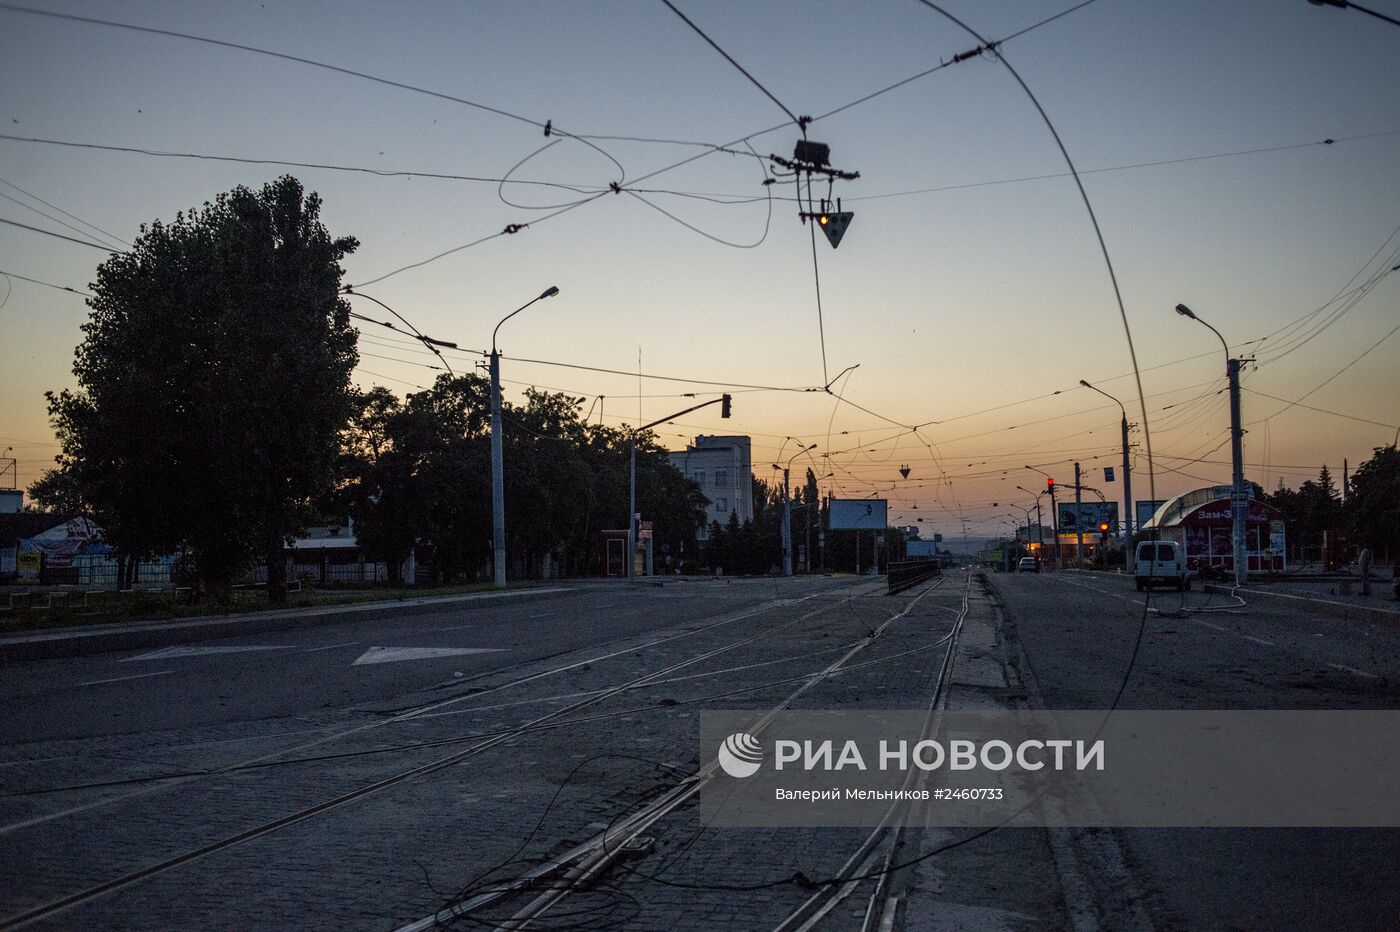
1137 500 1165 531
1056 502 1119 535
829 498 888 530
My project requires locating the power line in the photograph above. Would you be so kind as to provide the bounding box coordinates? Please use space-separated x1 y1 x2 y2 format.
661 0 805 131
0 175 130 248
0 184 126 251
0 269 92 297
851 130 1400 202
0 133 606 194
1242 388 1398 431
0 215 116 251
349 193 607 288
0 3 547 132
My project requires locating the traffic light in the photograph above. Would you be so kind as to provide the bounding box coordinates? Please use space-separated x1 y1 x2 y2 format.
1099 522 1110 538
818 210 853 249
1046 477 1055 491
721 394 732 418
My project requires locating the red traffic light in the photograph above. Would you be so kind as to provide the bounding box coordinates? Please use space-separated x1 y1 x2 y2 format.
1046 477 1055 489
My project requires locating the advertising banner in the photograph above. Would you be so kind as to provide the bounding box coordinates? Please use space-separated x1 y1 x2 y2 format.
828 498 887 530
1136 500 1165 531
1056 502 1119 535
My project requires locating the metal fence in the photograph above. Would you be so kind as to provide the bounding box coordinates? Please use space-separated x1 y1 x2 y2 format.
887 557 941 594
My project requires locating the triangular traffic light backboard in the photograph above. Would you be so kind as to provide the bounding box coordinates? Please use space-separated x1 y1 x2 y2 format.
819 211 853 248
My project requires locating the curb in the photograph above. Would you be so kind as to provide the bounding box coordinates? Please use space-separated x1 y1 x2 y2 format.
0 586 583 662
1202 583 1400 623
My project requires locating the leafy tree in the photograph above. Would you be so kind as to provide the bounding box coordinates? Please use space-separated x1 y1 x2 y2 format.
342 376 704 583
43 176 358 600
1346 444 1400 557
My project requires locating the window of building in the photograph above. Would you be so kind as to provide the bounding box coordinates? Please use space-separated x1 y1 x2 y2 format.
714 468 728 488
693 469 706 486
715 498 728 513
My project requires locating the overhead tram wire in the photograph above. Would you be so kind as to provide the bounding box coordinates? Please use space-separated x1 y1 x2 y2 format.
0 215 116 252
0 175 130 248
0 0 1113 289
660 0 807 132
0 188 126 252
849 130 1400 202
1242 389 1399 432
349 192 609 288
0 134 609 196
342 290 456 377
0 269 92 297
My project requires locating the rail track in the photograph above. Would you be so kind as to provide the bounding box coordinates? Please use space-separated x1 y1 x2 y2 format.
395 571 971 931
1 577 896 929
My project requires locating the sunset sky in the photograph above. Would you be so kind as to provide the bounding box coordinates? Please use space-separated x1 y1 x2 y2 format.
2 0 1397 542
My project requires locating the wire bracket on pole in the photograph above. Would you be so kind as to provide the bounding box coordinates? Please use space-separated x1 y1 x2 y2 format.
770 140 859 248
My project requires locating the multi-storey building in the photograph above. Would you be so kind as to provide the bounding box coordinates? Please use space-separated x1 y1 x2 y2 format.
667 434 753 538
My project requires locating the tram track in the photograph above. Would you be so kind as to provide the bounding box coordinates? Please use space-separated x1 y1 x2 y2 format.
0 577 885 929
401 572 967 931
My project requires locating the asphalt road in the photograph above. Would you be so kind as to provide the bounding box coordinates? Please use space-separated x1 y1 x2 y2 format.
2 574 987 930
6 570 1397 930
988 569 1400 931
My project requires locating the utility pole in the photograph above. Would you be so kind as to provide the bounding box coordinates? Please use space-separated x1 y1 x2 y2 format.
1177 304 1249 588
1080 380 1133 542
782 468 791 576
1227 356 1247 587
1122 415 1133 539
777 442 815 576
1075 462 1084 570
490 350 506 586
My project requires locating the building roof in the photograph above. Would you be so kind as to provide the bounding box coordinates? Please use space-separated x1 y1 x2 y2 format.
1142 489 1282 529
0 512 76 544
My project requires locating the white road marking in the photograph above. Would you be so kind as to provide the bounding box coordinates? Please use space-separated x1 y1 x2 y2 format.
75 670 175 687
352 646 507 666
300 641 359 653
1329 663 1380 680
527 612 560 619
120 645 293 663
1241 634 1275 647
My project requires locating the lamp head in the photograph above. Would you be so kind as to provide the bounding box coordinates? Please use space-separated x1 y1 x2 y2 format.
540 285 560 300
1174 303 1196 320
1078 379 1092 388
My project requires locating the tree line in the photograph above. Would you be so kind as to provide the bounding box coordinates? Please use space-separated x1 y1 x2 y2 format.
28 176 707 600
1260 448 1400 561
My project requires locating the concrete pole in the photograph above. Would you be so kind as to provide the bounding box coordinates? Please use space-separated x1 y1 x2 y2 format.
489 350 506 587
1228 357 1247 587
1048 484 1059 570
782 467 792 576
1121 413 1133 540
628 435 637 579
1075 461 1084 570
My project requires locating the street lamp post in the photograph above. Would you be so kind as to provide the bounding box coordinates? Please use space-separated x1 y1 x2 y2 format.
1025 466 1059 569
776 441 816 576
1079 379 1133 542
1016 485 1047 556
490 285 560 587
1176 302 1248 588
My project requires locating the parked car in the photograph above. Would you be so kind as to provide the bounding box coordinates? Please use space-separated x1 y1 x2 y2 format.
1135 540 1189 591
1017 556 1040 573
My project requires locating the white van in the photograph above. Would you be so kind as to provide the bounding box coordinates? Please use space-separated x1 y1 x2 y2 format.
1135 540 1190 592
